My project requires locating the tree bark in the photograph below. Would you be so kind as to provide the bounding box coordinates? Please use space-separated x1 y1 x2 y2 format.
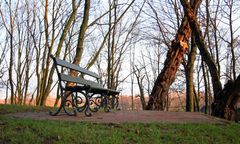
72 0 90 66
146 16 191 110
202 60 209 114
67 0 90 90
180 0 240 121
212 75 240 121
9 32 15 104
180 0 222 99
146 0 201 110
185 34 197 112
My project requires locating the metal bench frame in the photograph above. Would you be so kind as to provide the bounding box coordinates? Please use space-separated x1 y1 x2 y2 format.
49 55 120 116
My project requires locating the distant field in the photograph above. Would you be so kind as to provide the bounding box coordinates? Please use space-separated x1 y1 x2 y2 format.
0 104 240 144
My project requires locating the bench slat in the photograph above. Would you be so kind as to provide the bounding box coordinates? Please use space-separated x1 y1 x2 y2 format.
55 58 100 79
60 73 103 89
60 74 119 94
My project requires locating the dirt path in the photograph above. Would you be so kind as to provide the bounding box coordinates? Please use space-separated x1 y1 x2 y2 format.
7 110 230 124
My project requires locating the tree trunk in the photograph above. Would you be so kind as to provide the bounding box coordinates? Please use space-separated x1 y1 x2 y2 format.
185 2 199 111
67 0 90 91
212 75 240 121
134 66 146 110
9 32 15 104
39 0 78 105
180 0 222 99
38 0 49 106
146 0 201 110
229 4 236 81
180 0 240 121
185 34 197 112
146 16 191 110
202 60 208 114
72 0 90 66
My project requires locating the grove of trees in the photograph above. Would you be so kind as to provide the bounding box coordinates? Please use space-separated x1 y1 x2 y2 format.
0 0 240 121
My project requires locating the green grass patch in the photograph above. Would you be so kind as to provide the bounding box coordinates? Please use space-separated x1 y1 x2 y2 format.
0 104 51 114
0 104 240 144
0 117 239 144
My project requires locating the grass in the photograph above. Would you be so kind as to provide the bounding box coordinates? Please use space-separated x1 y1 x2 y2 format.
0 104 240 144
0 104 51 114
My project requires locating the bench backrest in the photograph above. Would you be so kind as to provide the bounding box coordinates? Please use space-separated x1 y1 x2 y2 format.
51 55 102 89
51 55 100 79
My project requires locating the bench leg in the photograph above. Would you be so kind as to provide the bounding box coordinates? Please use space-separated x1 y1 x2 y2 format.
89 94 109 112
103 96 110 112
75 92 87 112
109 95 120 111
50 92 77 116
49 104 63 116
114 95 120 111
49 95 64 116
63 93 77 116
84 93 92 117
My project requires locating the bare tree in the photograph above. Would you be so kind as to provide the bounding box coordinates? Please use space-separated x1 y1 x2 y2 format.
133 65 146 109
0 43 7 80
37 0 81 105
0 0 20 104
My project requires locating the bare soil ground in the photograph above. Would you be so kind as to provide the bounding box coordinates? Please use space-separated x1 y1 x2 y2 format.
7 110 230 124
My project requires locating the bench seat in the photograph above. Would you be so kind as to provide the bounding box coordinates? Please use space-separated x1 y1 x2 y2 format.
65 85 119 95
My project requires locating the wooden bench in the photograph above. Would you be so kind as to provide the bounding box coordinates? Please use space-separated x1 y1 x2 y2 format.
49 55 120 116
